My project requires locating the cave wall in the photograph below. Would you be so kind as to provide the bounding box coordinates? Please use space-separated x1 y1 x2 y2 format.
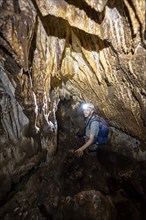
34 0 146 141
0 0 146 200
0 0 146 142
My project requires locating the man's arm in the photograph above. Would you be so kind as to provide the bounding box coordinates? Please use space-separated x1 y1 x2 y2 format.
74 133 94 157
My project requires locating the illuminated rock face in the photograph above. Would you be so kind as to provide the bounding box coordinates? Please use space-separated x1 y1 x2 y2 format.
0 0 146 200
35 0 146 141
1 0 145 142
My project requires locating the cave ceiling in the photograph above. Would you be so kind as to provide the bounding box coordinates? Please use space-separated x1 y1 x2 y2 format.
0 0 146 143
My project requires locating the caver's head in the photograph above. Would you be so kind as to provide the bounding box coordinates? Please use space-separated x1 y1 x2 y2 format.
82 103 95 118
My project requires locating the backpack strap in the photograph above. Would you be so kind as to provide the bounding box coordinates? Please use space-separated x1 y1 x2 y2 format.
98 116 109 128
87 115 100 129
88 115 109 129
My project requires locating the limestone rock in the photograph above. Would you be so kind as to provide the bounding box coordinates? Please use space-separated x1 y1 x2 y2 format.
0 0 146 215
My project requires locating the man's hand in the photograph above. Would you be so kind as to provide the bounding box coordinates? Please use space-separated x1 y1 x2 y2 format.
74 147 84 157
74 134 94 157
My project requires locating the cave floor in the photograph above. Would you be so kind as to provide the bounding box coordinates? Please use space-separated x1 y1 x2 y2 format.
0 145 146 220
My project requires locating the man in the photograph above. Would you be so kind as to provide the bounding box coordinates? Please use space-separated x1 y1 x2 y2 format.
75 103 99 157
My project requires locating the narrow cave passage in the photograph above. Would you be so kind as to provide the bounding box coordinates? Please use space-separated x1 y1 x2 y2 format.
55 99 146 220
0 0 146 219
0 99 146 220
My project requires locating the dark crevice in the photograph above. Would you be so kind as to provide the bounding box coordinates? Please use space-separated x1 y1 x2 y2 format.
144 30 146 41
0 148 47 213
0 166 39 209
37 204 53 220
28 18 38 69
121 181 145 202
64 0 105 24
31 0 112 53
0 32 13 57
122 1 135 39
107 0 125 16
0 32 14 55
0 45 12 57
13 0 21 15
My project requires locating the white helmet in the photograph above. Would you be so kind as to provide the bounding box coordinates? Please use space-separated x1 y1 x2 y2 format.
82 103 95 110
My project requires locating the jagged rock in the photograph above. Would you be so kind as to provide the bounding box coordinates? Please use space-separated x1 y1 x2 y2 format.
61 190 117 220
0 0 146 219
0 0 146 144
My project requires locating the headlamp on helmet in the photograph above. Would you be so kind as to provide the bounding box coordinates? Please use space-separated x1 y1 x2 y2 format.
82 103 95 110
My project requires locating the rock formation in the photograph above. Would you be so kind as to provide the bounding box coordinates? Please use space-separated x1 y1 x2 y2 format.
0 0 146 219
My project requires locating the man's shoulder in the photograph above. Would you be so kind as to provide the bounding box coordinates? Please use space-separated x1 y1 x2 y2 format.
90 117 100 126
91 115 99 122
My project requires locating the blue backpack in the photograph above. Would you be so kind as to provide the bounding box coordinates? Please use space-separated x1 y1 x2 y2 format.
88 115 109 144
